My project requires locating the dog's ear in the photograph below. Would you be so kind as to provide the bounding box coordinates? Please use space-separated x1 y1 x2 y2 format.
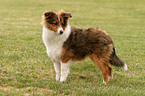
60 12 72 19
59 11 72 27
44 11 56 17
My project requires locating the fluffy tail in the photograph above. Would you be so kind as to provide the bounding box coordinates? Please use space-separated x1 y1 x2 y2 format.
109 46 128 71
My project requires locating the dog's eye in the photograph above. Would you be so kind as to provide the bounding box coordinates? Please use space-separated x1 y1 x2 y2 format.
49 22 58 25
61 22 64 25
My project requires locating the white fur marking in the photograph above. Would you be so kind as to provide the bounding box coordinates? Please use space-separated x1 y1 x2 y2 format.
103 79 107 84
60 61 71 82
123 63 128 71
53 61 60 81
58 16 60 22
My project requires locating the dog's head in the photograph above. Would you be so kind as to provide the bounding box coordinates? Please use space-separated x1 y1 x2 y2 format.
42 10 72 35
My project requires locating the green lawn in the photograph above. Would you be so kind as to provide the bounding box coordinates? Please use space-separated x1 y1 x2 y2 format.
0 0 145 95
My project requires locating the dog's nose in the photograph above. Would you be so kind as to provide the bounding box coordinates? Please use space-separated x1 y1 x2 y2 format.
59 30 63 34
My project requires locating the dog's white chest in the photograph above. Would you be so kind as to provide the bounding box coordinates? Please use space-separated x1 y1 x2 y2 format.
42 25 71 59
44 37 63 59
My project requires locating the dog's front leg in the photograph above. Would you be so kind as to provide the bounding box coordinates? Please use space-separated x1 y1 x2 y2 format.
51 58 60 81
60 61 71 82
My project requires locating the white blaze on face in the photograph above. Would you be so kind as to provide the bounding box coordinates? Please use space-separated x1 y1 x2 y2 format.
58 16 60 22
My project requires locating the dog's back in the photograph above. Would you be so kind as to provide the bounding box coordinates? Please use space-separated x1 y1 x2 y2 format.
61 27 113 61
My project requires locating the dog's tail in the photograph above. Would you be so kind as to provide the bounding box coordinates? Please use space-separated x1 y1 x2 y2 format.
109 46 128 71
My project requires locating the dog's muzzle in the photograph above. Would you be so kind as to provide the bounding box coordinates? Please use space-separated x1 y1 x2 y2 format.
57 27 64 35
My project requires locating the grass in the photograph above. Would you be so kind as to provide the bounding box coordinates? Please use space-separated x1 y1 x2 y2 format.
0 0 145 95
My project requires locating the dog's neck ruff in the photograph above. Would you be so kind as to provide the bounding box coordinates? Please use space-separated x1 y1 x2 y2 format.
42 25 71 59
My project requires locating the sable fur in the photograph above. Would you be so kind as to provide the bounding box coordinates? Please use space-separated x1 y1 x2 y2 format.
42 10 127 83
60 27 113 62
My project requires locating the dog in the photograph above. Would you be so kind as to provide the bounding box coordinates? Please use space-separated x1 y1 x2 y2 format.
42 10 127 83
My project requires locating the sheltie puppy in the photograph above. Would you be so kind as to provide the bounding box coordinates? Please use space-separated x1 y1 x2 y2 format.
42 10 127 83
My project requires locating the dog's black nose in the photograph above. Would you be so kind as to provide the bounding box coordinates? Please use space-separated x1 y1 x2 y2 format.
60 30 63 34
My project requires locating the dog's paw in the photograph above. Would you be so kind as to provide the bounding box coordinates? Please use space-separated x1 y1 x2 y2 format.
60 74 67 82
56 74 60 81
103 80 107 84
123 63 128 71
60 77 66 82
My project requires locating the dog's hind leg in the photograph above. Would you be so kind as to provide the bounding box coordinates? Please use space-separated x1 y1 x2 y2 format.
107 65 113 81
90 54 112 84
